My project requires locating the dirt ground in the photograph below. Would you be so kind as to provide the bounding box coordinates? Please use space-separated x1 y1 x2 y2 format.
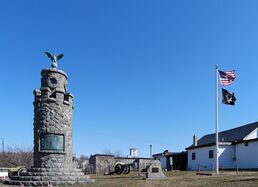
1 171 258 187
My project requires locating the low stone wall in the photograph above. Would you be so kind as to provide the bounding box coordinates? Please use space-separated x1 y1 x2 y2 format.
89 154 156 174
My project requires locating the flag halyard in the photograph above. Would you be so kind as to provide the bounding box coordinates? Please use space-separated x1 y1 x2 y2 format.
215 66 237 174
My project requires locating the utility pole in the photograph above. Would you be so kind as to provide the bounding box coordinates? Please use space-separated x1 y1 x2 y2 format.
2 138 4 153
149 144 152 158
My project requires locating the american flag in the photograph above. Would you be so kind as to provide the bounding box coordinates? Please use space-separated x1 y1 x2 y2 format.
218 70 236 86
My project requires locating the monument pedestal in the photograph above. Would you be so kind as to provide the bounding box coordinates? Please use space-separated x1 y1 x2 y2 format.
7 167 93 186
6 68 94 186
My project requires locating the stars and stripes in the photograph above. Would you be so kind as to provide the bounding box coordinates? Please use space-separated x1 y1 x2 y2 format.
218 70 236 86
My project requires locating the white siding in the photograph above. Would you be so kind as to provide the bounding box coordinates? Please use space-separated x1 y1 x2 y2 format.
244 128 258 140
187 146 215 171
187 145 235 170
219 145 235 169
236 141 258 169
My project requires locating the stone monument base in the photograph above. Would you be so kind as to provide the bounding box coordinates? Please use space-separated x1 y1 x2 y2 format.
6 167 95 186
146 161 166 180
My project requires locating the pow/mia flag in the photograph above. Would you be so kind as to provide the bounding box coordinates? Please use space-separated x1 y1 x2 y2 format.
222 88 236 105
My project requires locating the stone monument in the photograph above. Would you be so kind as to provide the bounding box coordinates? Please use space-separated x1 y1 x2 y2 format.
7 52 94 186
146 160 166 180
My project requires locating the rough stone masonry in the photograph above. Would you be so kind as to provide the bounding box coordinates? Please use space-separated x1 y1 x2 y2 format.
6 66 94 186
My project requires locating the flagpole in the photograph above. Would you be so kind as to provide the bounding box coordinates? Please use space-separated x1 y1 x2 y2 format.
215 65 219 174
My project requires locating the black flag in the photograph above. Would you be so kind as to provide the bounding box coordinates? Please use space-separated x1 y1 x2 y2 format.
222 88 236 105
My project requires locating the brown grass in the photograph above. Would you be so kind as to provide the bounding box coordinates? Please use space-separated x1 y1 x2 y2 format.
80 171 258 187
1 171 258 187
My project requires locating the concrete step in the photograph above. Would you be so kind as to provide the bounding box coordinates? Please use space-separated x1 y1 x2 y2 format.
11 175 90 181
19 171 84 177
6 178 95 186
27 167 83 173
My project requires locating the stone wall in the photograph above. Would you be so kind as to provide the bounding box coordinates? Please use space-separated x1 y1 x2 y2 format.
89 154 115 174
89 154 155 174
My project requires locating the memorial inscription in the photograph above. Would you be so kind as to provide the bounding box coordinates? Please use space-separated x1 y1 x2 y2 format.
40 134 64 152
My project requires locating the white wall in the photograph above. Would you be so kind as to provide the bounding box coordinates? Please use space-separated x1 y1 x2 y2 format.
187 145 235 170
188 141 258 170
129 148 138 157
236 141 258 169
244 128 258 140
218 145 235 169
187 146 216 171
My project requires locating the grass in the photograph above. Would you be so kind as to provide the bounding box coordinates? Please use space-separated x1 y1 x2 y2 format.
1 171 258 187
84 171 258 187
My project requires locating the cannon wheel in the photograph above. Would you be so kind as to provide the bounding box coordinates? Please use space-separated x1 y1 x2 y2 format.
123 165 130 174
115 164 124 175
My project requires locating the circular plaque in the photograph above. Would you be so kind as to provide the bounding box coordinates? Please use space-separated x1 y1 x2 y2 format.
47 77 58 89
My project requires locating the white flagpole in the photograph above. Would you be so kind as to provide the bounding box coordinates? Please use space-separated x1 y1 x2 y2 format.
215 65 219 174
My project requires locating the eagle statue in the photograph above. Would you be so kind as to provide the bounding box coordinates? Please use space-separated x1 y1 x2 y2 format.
45 51 64 68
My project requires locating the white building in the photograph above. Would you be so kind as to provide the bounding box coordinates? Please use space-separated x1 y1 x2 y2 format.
128 148 138 158
186 122 258 170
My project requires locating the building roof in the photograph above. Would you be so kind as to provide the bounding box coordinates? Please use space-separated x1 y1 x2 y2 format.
91 154 114 157
233 137 258 145
153 150 184 157
90 154 153 160
187 121 258 149
153 151 173 158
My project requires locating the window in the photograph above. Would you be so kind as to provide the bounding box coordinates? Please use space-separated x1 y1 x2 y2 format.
209 150 214 159
192 152 196 160
64 94 70 102
245 142 248 146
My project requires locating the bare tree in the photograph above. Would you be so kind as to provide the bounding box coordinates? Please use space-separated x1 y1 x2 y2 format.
113 150 123 158
0 146 33 168
102 149 113 155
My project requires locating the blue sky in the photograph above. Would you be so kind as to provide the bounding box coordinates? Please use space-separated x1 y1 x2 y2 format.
1 0 258 157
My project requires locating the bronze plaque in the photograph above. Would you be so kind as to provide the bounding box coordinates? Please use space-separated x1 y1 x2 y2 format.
40 134 64 151
152 167 159 173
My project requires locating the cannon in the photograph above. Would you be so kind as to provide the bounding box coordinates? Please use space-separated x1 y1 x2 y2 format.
114 162 131 175
104 162 132 175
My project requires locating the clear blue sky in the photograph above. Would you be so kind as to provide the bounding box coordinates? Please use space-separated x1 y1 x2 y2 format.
1 0 258 157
